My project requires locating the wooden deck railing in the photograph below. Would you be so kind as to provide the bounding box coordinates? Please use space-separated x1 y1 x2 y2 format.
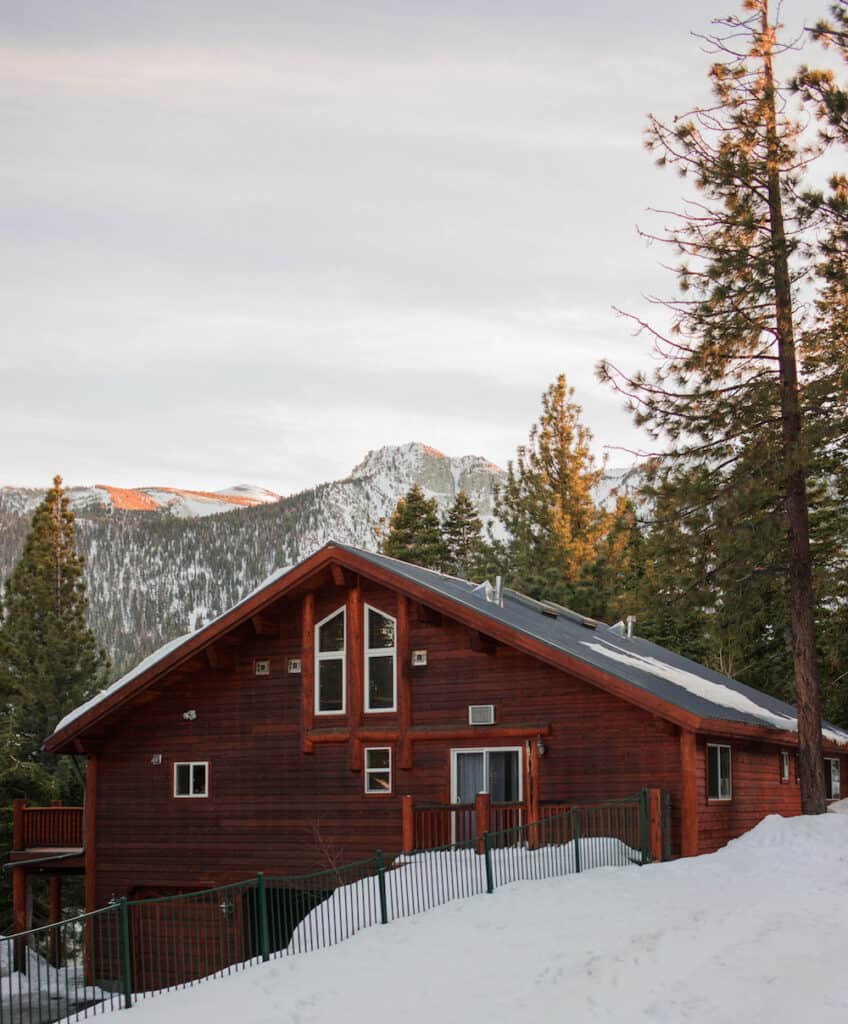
13 801 84 850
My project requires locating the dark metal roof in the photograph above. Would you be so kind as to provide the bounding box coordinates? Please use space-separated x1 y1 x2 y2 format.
337 545 848 743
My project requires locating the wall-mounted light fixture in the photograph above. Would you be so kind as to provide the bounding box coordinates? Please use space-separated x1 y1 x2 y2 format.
150 754 162 766
182 709 197 721
411 650 428 667
536 734 546 758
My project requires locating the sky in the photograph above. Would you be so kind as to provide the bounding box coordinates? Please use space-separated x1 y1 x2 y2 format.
0 0 820 495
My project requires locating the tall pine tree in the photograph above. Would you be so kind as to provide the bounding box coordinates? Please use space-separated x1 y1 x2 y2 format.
443 492 490 579
492 375 613 607
0 476 109 923
380 484 448 571
599 0 848 811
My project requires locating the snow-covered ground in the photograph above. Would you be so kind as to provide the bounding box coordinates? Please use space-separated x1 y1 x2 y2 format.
115 813 848 1023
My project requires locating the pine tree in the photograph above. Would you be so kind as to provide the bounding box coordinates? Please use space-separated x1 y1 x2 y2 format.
380 485 448 571
443 492 489 579
0 477 110 923
599 0 848 811
493 375 610 606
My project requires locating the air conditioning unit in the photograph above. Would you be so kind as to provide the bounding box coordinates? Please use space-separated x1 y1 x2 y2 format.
254 659 270 677
468 705 496 726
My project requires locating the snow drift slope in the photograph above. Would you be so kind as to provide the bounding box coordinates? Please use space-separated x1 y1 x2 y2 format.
120 814 848 1024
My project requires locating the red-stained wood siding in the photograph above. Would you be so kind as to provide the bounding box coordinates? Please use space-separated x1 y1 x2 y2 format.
693 737 847 854
86 572 835 905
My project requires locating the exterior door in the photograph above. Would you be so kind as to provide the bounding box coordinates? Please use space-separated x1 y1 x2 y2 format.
451 748 522 841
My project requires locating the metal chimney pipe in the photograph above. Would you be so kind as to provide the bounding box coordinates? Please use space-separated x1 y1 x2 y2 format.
494 576 504 607
626 615 636 638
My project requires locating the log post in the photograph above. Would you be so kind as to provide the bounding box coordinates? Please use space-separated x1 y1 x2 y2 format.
49 876 62 966
647 788 663 863
402 795 415 854
680 730 698 857
301 592 315 753
475 792 491 855
347 581 363 769
84 752 98 985
12 867 28 971
397 595 413 770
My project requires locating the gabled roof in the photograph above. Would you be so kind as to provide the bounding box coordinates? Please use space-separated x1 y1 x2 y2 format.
46 542 848 752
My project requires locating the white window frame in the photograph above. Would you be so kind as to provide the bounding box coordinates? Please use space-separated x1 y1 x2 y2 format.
780 751 790 783
173 761 209 799
364 604 397 714
825 757 841 801
364 747 392 795
315 606 346 716
706 743 732 801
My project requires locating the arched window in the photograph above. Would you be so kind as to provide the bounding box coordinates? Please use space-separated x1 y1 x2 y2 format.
315 607 345 714
364 605 396 712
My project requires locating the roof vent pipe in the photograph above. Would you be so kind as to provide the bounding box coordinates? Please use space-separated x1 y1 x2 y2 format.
494 576 504 607
626 615 636 639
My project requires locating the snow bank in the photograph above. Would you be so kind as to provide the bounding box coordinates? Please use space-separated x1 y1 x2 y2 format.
287 837 642 953
117 813 848 1024
0 940 107 1023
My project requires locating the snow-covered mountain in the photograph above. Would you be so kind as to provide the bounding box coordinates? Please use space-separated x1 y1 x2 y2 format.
0 443 637 677
0 482 281 518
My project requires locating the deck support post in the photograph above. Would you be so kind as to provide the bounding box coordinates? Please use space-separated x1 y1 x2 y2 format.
680 730 699 857
475 792 490 854
49 876 63 965
647 788 663 863
402 795 415 854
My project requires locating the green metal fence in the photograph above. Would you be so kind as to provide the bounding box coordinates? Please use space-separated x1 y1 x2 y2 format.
1 791 659 1022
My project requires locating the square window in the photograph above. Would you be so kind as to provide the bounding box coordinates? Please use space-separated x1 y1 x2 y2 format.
364 747 392 794
174 761 208 798
707 744 732 801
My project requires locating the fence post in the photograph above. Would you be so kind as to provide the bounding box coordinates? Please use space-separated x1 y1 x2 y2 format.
118 897 133 1009
639 788 650 865
256 873 270 961
572 809 581 873
375 850 389 924
475 792 491 854
483 833 494 894
402 795 415 854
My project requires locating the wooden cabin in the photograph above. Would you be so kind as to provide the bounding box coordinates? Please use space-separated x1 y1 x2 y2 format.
16 542 847 933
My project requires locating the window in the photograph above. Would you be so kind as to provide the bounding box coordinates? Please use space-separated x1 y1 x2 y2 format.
780 751 790 783
364 748 392 794
315 608 345 714
707 744 732 801
365 605 396 712
174 762 208 798
825 758 841 801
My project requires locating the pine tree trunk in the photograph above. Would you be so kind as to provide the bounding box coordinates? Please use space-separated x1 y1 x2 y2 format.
761 3 826 813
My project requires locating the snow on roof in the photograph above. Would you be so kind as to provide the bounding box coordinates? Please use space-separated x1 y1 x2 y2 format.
51 564 293 738
580 639 847 745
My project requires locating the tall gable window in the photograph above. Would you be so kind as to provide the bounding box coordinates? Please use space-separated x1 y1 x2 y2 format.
365 605 396 712
315 608 346 714
707 744 732 801
825 758 841 801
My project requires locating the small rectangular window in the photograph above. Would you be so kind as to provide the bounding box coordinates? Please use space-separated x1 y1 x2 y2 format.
174 761 209 798
364 747 392 794
707 744 732 801
825 758 841 801
780 751 790 783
